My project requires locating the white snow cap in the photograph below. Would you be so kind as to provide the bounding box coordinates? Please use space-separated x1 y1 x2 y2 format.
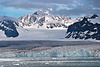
47 8 53 11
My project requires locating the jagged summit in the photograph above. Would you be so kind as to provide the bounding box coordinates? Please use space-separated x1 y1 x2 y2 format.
33 8 52 16
33 10 49 16
19 9 82 29
85 14 99 19
90 14 99 19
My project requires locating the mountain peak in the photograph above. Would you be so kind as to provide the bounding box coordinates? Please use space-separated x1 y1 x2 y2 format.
90 14 99 19
19 9 82 29
85 14 99 19
33 9 50 16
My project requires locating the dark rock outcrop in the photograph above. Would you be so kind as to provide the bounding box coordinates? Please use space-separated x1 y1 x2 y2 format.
0 20 19 37
65 17 100 40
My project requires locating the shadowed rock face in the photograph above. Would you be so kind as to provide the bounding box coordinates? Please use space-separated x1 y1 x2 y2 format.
65 17 100 40
90 14 99 19
0 20 19 37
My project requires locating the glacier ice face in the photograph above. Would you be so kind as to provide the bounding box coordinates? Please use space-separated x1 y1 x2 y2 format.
0 41 100 58
98 52 100 57
0 49 100 58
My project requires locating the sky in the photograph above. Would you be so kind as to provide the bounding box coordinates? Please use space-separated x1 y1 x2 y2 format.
0 0 100 18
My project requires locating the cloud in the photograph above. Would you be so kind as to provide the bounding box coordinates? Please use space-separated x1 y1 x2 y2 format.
0 0 78 9
0 0 51 9
54 0 100 16
29 0 75 4
0 0 100 17
89 0 100 8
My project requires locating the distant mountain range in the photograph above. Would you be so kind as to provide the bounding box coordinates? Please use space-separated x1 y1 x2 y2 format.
0 9 100 40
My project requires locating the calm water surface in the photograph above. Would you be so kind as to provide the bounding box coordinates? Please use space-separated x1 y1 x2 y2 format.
0 57 100 67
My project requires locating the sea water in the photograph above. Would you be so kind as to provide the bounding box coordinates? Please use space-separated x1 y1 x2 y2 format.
0 57 100 67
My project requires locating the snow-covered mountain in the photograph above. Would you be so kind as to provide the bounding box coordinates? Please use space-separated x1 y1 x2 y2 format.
65 14 100 40
1 9 100 40
0 16 21 37
19 9 82 29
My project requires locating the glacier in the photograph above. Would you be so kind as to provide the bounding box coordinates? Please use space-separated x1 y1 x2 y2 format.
0 47 100 58
0 49 100 58
0 40 100 58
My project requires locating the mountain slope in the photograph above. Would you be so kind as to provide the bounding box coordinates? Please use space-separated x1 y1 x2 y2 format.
1 10 100 40
65 14 100 40
0 16 67 39
0 16 20 37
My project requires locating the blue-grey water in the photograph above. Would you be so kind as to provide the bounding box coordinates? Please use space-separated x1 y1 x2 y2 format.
0 57 100 67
